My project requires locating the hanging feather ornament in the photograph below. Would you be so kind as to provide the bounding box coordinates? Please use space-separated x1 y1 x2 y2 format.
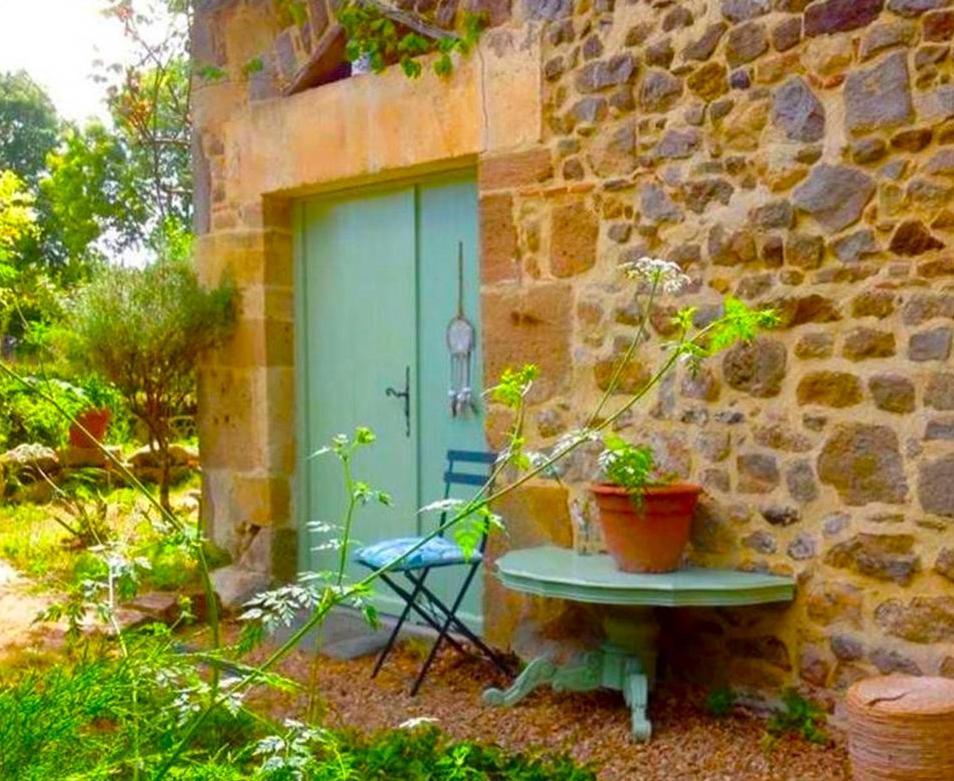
446 242 477 417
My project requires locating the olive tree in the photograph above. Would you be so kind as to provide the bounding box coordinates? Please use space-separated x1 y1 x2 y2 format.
68 258 235 508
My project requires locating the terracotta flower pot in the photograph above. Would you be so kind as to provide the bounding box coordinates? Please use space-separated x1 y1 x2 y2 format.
69 408 112 449
590 482 703 573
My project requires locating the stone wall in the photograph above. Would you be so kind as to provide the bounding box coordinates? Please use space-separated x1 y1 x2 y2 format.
478 0 954 698
194 0 954 700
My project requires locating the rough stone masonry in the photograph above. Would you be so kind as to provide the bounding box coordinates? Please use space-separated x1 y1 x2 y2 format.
192 0 954 700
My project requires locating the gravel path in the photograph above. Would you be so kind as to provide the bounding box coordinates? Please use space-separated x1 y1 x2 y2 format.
257 642 851 781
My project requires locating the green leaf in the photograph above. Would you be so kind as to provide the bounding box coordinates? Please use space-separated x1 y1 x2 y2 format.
242 57 264 76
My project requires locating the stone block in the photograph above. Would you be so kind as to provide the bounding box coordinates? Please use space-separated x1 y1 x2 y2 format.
232 474 291 528
844 51 913 135
722 338 787 397
919 454 954 516
211 564 272 614
797 371 863 408
804 0 883 36
875 596 954 643
817 424 908 505
550 201 599 277
869 374 916 413
910 327 953 361
482 283 573 402
479 194 518 284
825 533 920 584
479 148 552 191
793 164 875 232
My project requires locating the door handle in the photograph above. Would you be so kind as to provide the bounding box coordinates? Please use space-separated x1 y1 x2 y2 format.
385 365 411 438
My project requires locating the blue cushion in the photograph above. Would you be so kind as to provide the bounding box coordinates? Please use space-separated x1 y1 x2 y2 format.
354 536 481 571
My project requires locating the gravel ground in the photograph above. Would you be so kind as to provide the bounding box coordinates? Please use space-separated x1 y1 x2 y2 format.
254 641 851 781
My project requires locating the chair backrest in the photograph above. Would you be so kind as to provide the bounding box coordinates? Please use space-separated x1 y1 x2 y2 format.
438 450 497 551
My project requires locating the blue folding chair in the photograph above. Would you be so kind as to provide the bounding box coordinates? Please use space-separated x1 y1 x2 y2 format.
354 449 511 695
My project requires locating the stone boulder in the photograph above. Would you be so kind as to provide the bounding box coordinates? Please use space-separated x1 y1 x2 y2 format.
211 564 273 614
1 443 60 482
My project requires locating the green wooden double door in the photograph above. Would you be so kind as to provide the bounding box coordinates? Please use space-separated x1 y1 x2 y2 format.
295 171 487 631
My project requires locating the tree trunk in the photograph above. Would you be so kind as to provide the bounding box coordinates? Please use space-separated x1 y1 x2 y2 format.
159 448 172 513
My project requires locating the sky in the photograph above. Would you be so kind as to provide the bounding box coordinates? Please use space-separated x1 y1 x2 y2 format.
0 0 142 123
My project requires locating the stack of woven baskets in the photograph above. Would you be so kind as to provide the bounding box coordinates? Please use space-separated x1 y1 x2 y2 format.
846 674 954 781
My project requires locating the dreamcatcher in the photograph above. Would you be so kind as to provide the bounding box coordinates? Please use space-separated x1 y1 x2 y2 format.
446 242 477 417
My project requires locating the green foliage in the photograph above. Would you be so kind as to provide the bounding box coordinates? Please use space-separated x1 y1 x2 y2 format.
0 375 87 449
766 688 828 745
0 372 130 450
0 502 75 579
0 71 59 185
489 364 538 410
0 638 259 781
674 297 780 375
705 687 737 718
597 434 657 493
42 121 150 261
0 646 594 780
0 169 41 327
298 725 596 780
338 2 484 79
64 257 235 505
0 170 38 259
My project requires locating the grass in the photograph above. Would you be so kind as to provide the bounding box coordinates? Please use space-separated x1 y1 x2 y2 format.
0 502 76 580
0 476 211 591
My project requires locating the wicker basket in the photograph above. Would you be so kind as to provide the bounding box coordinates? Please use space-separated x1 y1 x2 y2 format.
846 675 954 781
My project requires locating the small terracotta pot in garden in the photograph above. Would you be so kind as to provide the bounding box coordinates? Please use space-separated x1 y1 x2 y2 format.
69 408 112 448
590 483 703 573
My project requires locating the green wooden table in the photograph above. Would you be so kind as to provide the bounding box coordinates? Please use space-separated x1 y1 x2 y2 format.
482 546 795 740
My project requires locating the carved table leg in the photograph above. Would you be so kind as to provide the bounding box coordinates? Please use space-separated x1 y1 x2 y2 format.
483 607 659 742
623 669 652 740
483 652 603 707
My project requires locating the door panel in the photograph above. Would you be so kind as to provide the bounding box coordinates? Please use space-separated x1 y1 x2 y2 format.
416 174 486 631
297 171 485 629
299 186 419 616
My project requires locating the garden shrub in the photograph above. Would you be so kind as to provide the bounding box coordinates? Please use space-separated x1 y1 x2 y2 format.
0 642 595 781
315 726 597 780
0 375 85 448
0 372 131 450
64 257 235 508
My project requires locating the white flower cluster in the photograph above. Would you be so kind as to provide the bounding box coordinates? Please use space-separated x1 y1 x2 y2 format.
620 256 691 295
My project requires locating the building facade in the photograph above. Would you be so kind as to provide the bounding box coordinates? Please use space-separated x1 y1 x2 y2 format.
193 0 954 700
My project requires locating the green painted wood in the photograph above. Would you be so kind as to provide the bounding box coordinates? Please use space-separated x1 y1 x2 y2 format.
484 644 652 740
415 173 486 632
296 171 485 627
485 550 795 741
492 546 796 607
298 184 419 617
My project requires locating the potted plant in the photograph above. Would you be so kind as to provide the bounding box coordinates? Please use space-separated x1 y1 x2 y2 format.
68 379 113 449
590 433 702 573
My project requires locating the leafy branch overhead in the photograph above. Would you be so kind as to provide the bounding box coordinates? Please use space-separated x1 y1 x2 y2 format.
339 1 484 78
274 0 484 80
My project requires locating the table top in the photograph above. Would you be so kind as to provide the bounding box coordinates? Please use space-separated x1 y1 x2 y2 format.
492 546 795 607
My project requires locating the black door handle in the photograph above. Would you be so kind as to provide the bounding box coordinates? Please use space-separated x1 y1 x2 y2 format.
385 365 411 438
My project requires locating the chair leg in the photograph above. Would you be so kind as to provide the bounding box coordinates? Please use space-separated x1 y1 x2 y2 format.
370 571 426 679
409 562 486 696
378 572 468 655
407 566 512 677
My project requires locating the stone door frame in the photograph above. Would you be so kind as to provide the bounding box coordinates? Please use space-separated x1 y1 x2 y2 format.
194 29 544 580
